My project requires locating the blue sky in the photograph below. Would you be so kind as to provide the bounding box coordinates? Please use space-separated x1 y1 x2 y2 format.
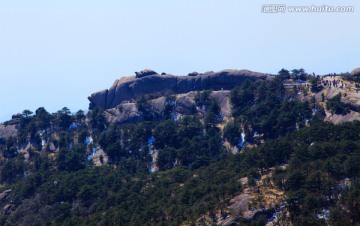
0 0 359 122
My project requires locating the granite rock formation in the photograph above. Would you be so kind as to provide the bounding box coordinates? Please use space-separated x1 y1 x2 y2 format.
88 69 266 110
104 90 232 124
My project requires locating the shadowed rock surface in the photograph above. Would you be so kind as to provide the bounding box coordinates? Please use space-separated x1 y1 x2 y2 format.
88 69 266 110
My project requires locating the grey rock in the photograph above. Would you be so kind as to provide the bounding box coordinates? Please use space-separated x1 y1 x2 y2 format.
0 125 18 139
131 74 177 99
149 97 168 115
106 102 144 124
89 89 108 109
188 72 199 76
211 91 232 117
104 90 233 124
175 92 197 115
0 189 11 202
135 69 158 79
92 149 109 166
3 204 12 215
89 69 266 110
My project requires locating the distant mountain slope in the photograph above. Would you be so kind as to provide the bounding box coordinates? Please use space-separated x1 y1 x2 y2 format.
0 68 359 226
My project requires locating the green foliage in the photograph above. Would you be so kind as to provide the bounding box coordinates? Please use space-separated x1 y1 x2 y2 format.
35 107 52 130
230 80 256 116
3 136 18 158
224 122 241 146
157 147 176 170
154 120 178 149
195 90 213 107
2 117 360 225
89 106 108 132
0 159 26 183
291 68 307 81
2 78 360 225
230 79 311 139
136 95 155 120
276 68 291 81
99 125 122 161
153 116 224 170
342 72 360 83
310 77 323 93
57 107 73 130
22 110 33 118
326 93 350 115
57 146 86 171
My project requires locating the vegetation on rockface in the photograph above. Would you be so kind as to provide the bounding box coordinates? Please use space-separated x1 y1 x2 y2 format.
0 72 359 225
277 68 307 82
326 93 351 115
343 71 360 83
228 78 314 140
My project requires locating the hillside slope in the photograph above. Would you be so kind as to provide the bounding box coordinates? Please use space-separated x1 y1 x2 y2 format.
0 69 359 225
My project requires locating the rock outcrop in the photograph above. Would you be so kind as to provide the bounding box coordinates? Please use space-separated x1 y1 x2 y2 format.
104 90 232 124
325 110 360 125
351 67 360 76
0 190 11 202
88 69 266 110
92 149 109 166
0 125 17 139
105 102 144 124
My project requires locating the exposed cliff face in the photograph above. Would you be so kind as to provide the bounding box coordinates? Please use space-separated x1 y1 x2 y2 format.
104 90 232 124
88 69 266 110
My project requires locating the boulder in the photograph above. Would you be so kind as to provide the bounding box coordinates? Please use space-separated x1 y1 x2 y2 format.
106 103 143 124
11 113 22 119
188 72 199 76
135 69 158 78
89 89 108 109
175 93 197 115
148 97 168 115
211 90 232 117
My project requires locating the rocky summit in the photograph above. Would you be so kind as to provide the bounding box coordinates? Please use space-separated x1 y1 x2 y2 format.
88 69 266 110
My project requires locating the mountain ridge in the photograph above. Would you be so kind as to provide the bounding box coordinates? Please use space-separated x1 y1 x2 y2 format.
88 69 267 110
0 68 360 225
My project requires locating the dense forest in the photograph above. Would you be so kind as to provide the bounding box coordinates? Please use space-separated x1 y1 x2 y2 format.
0 72 359 225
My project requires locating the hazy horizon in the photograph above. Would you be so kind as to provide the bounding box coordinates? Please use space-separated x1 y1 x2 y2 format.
1 0 359 123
